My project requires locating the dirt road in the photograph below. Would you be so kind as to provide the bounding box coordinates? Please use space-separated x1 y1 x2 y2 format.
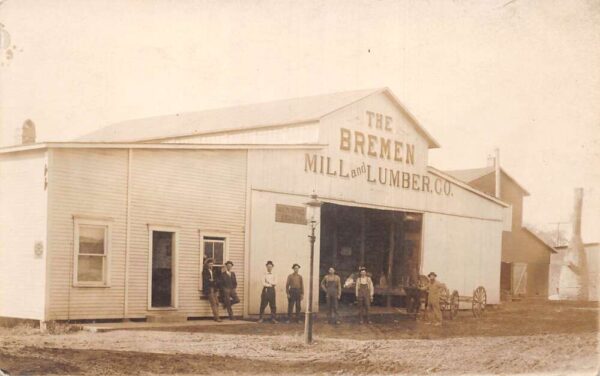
0 300 598 375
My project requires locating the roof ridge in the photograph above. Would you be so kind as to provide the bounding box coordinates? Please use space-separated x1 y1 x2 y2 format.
99 87 384 129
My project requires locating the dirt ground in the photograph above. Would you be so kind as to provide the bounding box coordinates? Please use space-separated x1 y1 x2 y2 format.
0 299 598 375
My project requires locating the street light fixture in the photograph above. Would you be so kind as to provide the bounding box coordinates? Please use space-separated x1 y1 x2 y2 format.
304 192 322 344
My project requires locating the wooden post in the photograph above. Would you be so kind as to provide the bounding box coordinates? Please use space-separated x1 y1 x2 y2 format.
387 216 395 307
360 209 366 266
332 224 338 268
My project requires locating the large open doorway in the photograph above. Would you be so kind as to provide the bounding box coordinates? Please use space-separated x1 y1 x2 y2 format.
150 230 176 308
319 203 423 309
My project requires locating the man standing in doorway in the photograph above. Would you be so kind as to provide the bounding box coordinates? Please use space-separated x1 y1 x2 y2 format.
425 272 445 326
259 261 278 323
202 258 221 322
321 267 342 324
220 261 240 320
286 263 304 323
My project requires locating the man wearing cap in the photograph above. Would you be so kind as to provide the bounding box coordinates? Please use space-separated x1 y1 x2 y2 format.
286 264 304 323
259 261 278 323
425 272 445 326
202 258 221 322
220 261 240 320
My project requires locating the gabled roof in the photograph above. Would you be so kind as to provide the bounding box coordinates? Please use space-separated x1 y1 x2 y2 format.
444 166 494 184
77 88 440 148
444 166 530 196
523 227 558 253
428 166 509 207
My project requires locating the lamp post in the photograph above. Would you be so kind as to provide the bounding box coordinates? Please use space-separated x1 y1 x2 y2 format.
304 193 322 344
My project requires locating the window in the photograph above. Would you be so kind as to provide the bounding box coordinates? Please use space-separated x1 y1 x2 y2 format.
74 218 111 286
199 232 229 290
203 236 226 267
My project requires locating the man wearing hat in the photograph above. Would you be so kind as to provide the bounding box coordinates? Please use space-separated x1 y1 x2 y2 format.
425 272 445 326
220 261 240 320
286 264 304 323
258 260 278 323
202 258 221 322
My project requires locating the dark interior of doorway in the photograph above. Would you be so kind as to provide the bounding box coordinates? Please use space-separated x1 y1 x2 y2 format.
319 203 423 307
151 231 174 308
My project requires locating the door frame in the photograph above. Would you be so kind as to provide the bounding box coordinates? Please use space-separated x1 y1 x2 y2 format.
147 225 179 310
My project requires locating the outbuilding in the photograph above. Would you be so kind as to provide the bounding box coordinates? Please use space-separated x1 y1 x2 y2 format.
445 164 557 298
0 88 511 323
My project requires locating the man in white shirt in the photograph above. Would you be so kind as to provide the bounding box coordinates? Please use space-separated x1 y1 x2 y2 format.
258 260 278 323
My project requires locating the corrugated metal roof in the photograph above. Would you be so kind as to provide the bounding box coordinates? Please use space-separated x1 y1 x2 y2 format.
78 89 379 143
77 88 440 147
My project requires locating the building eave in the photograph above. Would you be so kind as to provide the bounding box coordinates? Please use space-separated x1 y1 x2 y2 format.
523 227 558 253
428 166 510 207
0 142 328 154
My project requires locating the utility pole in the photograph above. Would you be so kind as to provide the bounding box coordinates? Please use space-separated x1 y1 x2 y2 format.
548 221 569 247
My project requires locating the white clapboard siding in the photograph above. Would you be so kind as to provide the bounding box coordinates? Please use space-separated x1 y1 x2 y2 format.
127 149 247 318
47 149 128 320
163 122 320 145
46 148 247 320
0 150 48 320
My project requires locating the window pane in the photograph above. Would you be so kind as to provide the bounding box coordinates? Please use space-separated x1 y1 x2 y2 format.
78 255 104 282
213 242 224 265
79 226 105 255
204 242 214 261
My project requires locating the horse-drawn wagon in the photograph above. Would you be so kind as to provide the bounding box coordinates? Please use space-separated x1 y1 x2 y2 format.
411 275 487 319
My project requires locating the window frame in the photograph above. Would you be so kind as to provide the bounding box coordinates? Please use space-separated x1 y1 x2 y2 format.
199 230 230 291
73 217 112 288
147 225 180 311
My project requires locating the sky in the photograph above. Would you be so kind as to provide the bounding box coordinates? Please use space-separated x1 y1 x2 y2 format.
1 0 599 241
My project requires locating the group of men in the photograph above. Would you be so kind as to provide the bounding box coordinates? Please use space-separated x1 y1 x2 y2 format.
202 258 240 322
202 257 446 326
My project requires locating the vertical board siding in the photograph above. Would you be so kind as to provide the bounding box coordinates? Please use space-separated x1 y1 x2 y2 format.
47 148 246 320
422 213 502 304
0 151 48 320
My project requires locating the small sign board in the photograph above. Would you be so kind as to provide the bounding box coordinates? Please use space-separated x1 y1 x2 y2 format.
34 241 44 258
275 204 307 225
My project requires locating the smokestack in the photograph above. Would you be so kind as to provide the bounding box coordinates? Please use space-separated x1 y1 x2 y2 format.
21 119 36 144
494 148 501 198
558 188 589 300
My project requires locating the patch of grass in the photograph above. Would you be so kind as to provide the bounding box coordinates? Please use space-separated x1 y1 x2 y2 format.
45 321 83 335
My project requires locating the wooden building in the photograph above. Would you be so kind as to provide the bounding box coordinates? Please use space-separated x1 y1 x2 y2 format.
0 88 511 323
445 165 556 297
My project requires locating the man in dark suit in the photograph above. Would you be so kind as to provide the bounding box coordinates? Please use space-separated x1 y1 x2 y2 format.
220 260 240 320
202 258 221 322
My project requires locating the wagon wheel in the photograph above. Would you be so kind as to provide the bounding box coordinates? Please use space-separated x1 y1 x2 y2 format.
449 290 459 319
416 275 429 290
472 286 487 318
439 286 450 319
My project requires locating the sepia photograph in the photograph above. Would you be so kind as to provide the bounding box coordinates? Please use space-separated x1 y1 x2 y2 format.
0 1 598 375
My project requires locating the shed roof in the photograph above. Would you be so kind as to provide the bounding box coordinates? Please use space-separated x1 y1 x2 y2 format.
444 166 530 196
77 88 440 148
523 227 558 254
